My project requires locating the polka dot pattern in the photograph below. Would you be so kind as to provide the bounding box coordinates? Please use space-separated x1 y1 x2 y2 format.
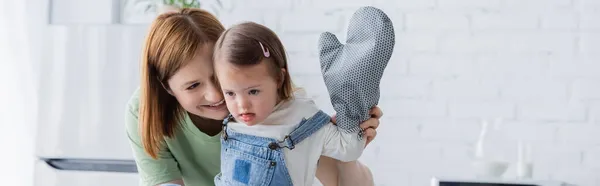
318 6 395 134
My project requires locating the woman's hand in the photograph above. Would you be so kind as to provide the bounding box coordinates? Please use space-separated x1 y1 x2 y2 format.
331 106 383 147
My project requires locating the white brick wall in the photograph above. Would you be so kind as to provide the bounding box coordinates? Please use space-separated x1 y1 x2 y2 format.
220 0 600 185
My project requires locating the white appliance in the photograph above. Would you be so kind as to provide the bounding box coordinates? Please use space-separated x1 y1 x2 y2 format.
33 18 150 186
431 177 573 186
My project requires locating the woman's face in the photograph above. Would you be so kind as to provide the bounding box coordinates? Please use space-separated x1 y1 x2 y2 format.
166 44 229 120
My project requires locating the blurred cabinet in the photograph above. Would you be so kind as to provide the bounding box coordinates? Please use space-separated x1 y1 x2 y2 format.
49 0 161 25
50 0 120 24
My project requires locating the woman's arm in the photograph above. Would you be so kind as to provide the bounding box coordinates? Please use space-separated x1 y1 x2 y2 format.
316 157 374 186
125 92 183 186
337 160 374 186
315 156 339 186
316 107 382 186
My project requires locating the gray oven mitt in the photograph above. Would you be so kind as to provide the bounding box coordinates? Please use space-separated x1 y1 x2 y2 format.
318 6 395 136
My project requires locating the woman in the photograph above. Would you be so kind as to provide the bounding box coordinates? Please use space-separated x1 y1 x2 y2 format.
125 8 382 186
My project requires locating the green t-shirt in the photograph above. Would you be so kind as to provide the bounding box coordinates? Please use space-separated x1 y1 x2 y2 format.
125 88 222 186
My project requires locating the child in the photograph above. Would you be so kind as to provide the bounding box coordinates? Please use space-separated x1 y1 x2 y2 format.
212 22 366 186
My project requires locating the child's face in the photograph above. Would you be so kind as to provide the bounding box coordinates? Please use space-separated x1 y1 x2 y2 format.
215 59 280 126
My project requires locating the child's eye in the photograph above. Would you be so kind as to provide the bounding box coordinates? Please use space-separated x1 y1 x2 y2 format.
225 91 235 96
249 89 260 95
187 82 200 90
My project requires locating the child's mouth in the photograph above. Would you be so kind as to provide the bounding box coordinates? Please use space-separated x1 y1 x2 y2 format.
240 113 256 123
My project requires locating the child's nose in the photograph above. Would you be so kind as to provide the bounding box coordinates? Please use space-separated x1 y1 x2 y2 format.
237 96 251 110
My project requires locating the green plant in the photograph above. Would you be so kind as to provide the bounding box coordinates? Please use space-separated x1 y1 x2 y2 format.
163 0 201 8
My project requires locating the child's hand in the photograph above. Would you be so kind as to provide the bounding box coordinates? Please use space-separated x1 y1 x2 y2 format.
331 106 382 147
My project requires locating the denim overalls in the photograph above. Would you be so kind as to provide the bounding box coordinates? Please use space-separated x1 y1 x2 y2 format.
214 110 330 186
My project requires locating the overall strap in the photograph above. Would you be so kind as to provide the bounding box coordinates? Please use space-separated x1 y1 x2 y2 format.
277 110 330 150
222 114 234 140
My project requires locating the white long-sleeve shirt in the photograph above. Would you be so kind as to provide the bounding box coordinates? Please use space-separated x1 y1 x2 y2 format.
227 90 366 186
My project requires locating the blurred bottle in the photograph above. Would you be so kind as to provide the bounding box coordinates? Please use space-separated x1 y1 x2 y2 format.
472 118 509 178
516 140 534 179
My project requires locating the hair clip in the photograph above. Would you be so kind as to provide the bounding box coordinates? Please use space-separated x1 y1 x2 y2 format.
258 41 270 58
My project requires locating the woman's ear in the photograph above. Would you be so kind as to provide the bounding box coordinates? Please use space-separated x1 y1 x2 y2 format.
159 80 174 96
166 89 174 96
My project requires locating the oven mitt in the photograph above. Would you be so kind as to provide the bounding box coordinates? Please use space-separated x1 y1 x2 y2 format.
318 6 395 135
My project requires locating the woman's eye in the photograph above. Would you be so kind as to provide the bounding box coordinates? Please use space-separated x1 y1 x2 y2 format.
225 91 235 96
187 83 200 90
249 89 260 95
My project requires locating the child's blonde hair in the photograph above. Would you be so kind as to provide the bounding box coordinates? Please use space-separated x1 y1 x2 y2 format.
213 22 294 101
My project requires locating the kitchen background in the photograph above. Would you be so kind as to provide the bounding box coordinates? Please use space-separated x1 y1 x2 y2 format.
1 0 599 185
